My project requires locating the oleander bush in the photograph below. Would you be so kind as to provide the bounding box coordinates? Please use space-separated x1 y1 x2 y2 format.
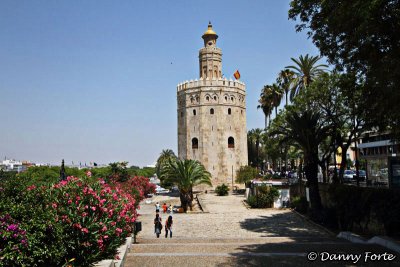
215 184 229 196
0 173 155 266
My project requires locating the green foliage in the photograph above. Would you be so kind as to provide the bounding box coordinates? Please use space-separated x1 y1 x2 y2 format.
109 162 129 182
285 54 328 100
247 129 265 169
289 0 400 137
236 166 258 185
17 166 87 185
247 186 280 208
0 171 148 266
290 196 308 214
0 170 17 181
0 176 66 266
215 184 229 196
328 185 400 236
155 149 177 188
129 166 155 178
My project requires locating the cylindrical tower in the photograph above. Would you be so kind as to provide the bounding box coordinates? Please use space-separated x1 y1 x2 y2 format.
177 23 248 187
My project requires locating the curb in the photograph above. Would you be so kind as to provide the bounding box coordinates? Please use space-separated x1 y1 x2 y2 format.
94 236 132 267
196 194 209 213
338 232 400 253
241 200 251 210
290 209 336 237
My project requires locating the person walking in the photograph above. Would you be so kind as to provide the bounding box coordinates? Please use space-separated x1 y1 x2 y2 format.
165 215 173 238
154 213 162 238
168 204 173 214
155 202 160 213
162 203 167 213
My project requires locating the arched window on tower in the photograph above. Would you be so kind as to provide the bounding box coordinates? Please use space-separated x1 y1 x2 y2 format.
193 109 196 116
228 137 235 148
192 138 199 149
210 108 214 115
228 108 231 115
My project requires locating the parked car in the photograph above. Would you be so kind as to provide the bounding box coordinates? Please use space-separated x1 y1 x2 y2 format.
343 170 355 183
358 170 366 181
155 185 170 194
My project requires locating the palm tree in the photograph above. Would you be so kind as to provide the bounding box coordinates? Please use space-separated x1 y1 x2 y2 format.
247 130 256 166
278 69 295 107
258 84 282 127
270 83 283 117
156 149 177 187
285 54 328 100
271 109 330 212
160 159 212 212
257 86 274 128
252 128 264 170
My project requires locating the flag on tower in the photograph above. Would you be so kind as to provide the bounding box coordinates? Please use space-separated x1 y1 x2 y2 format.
233 70 240 80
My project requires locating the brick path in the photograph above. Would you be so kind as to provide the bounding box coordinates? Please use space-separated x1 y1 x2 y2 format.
125 193 399 266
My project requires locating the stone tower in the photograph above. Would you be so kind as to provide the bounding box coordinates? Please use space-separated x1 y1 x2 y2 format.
177 22 248 187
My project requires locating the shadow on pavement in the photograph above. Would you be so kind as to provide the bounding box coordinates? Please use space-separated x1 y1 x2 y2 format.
239 212 326 238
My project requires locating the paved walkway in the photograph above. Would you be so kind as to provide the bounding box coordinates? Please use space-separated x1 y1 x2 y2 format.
125 193 399 266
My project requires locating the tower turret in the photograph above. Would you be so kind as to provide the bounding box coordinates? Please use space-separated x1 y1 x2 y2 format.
199 22 222 79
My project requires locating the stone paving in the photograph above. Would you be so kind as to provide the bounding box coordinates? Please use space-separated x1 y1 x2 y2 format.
135 192 331 240
125 192 399 266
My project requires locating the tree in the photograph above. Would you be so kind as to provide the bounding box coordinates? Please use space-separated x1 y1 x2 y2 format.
236 166 258 186
277 69 295 107
285 54 328 100
271 109 331 212
248 128 264 169
257 86 274 128
155 149 177 188
293 72 367 183
108 162 129 182
160 159 212 212
289 0 400 138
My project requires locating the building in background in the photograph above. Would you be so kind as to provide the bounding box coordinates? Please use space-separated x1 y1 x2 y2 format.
358 131 400 187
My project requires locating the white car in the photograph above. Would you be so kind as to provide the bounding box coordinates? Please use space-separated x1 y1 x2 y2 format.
343 170 355 183
155 186 170 194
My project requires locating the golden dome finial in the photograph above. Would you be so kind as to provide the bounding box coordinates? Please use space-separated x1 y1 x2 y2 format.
202 21 218 40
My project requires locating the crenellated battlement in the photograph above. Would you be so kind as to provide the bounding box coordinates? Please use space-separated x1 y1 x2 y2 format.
177 77 246 92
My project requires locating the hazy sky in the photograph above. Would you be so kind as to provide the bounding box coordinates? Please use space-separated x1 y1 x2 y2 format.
0 0 320 166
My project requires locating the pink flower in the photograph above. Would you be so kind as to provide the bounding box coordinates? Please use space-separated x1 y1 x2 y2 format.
115 228 122 236
91 206 96 211
86 171 92 177
27 185 36 191
81 228 89 234
52 203 57 209
67 199 72 205
101 226 107 232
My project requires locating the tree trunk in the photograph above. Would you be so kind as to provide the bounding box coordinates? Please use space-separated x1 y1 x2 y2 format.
180 192 191 213
304 154 322 212
265 115 268 129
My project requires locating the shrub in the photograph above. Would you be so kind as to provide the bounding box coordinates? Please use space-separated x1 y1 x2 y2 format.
50 176 137 266
0 177 65 266
247 186 279 208
328 184 400 236
0 173 151 266
290 196 308 214
215 184 229 196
